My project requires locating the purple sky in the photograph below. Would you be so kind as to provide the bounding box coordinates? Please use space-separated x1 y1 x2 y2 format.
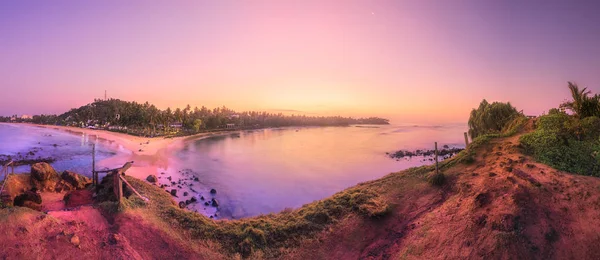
1 1 600 123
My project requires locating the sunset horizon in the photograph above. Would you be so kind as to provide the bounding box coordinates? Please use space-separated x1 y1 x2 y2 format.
3 1 600 124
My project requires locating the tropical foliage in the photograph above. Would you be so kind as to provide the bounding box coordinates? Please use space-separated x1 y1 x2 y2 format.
520 82 600 176
559 82 600 118
1 99 389 136
468 99 521 139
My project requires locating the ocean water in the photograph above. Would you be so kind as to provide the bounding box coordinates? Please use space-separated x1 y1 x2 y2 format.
168 124 467 218
0 123 120 175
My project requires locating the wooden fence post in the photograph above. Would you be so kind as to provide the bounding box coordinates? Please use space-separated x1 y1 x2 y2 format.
435 142 439 174
92 144 96 186
464 132 469 147
113 171 122 203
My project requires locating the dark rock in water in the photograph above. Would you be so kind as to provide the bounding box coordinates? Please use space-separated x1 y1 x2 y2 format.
185 200 190 205
61 170 92 189
14 191 42 206
183 192 188 196
194 177 199 182
167 176 172 181
160 172 166 175
178 201 186 208
200 196 205 201
146 175 157 183
177 185 182 189
210 189 217 194
204 201 210 206
211 198 219 207
160 184 165 188
170 189 177 197
190 197 197 203
209 215 214 219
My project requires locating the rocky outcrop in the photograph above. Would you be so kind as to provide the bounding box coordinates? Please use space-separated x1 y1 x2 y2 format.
146 175 157 183
61 171 92 190
30 162 60 191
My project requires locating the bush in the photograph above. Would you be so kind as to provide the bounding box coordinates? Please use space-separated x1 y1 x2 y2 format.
428 172 446 186
520 114 600 176
581 116 600 140
468 99 521 139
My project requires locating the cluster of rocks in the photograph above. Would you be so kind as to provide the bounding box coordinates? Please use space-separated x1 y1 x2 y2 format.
0 151 56 166
387 145 464 161
145 168 220 214
6 162 92 210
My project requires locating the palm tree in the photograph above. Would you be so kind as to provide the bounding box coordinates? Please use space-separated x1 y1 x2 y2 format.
560 82 600 118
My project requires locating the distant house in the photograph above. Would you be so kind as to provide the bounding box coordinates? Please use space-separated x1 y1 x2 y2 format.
20 115 32 120
10 116 16 122
170 122 183 129
225 123 235 129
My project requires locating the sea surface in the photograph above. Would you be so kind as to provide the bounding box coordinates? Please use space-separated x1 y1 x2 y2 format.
0 123 123 174
0 123 467 219
167 124 467 218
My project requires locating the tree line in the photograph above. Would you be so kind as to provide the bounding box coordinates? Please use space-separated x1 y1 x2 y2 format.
0 99 389 136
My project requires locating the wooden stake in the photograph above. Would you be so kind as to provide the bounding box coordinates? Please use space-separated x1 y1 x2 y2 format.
114 171 123 203
92 144 96 186
435 142 439 174
464 132 469 147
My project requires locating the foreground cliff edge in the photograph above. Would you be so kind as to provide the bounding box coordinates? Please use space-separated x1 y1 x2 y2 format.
0 118 599 259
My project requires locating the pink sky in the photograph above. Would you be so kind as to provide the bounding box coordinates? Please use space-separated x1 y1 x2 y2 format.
1 1 600 124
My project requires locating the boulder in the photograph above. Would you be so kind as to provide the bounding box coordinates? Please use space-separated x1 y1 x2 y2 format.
190 197 197 203
170 189 177 197
30 163 60 191
31 162 58 181
178 201 186 208
14 191 42 206
211 198 219 207
183 192 188 196
146 175 157 183
61 171 92 190
210 188 217 194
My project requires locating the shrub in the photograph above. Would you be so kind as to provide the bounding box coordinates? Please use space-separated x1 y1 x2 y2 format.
520 114 600 176
428 172 446 186
581 116 600 140
468 99 521 139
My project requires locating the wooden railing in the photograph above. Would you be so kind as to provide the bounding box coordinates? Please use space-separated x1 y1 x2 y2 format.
96 161 148 203
0 161 14 195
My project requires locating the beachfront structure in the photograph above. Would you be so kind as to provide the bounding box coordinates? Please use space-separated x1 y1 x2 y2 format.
20 115 33 120
225 123 235 129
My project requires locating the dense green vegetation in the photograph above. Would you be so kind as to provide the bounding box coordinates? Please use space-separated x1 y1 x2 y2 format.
520 82 600 176
468 99 522 139
1 99 389 136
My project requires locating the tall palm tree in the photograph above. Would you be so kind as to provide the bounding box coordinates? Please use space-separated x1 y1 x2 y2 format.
560 82 600 118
